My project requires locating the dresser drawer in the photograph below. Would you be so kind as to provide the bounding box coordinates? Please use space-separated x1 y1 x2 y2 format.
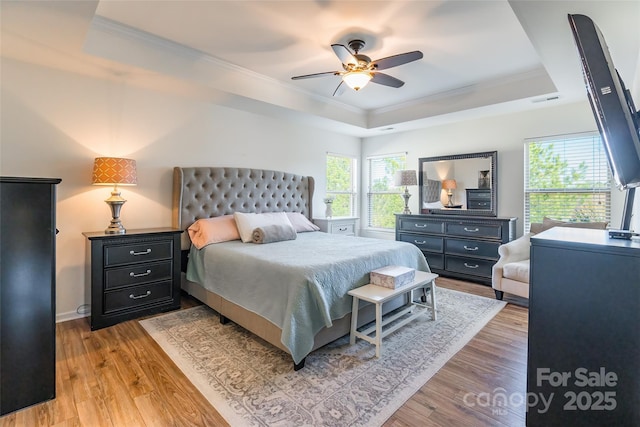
446 223 502 239
104 240 173 267
397 233 444 253
104 261 173 290
424 253 444 270
330 222 355 235
104 281 173 314
446 256 494 278
468 200 491 210
445 238 500 259
398 218 445 234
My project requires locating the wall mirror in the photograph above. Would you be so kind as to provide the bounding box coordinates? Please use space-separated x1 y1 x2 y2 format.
418 151 497 216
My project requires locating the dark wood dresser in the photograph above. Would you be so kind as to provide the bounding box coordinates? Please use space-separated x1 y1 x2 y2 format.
527 228 639 426
395 214 516 284
83 228 183 330
1 177 61 415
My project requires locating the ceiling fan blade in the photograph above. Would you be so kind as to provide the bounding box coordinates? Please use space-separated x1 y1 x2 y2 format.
333 81 346 97
373 51 423 70
371 72 405 88
291 71 339 80
331 44 358 66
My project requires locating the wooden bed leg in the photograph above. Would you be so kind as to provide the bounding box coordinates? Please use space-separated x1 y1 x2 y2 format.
293 358 306 371
219 314 229 324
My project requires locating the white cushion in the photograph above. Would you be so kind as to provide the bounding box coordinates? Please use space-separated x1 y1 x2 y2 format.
503 260 530 284
233 212 294 243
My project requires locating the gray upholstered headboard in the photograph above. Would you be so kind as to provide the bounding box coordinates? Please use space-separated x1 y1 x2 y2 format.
172 167 315 250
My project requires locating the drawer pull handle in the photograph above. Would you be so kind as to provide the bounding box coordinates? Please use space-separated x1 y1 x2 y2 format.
130 270 151 278
129 291 151 299
463 246 479 251
414 240 427 245
130 249 152 256
338 227 348 231
463 227 479 233
414 223 427 228
464 263 479 269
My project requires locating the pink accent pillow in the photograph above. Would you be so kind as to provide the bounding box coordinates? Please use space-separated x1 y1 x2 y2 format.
286 212 320 232
188 215 240 249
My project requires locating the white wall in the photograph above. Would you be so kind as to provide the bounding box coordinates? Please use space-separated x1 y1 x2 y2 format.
1 58 360 321
360 101 630 239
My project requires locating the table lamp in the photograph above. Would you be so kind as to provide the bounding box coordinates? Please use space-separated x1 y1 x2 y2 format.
394 169 417 214
92 157 137 234
442 179 457 207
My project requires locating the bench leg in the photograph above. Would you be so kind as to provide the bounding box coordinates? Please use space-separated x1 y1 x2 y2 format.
430 281 438 320
375 303 382 358
350 295 359 345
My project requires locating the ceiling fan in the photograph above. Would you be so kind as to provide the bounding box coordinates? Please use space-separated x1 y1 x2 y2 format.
291 39 423 96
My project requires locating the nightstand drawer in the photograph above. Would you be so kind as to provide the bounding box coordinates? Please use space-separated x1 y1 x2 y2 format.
331 222 355 235
104 240 173 267
104 281 173 314
104 261 173 290
397 233 443 253
446 223 502 239
445 238 500 259
446 256 494 278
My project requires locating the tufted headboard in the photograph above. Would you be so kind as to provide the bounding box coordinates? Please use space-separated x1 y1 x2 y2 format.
172 167 315 250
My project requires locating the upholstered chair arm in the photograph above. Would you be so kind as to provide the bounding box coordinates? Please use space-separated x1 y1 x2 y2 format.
492 233 532 289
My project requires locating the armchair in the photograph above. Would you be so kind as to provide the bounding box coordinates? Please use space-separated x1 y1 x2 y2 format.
492 218 609 300
492 233 531 300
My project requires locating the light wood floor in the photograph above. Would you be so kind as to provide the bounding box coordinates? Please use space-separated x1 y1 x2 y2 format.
0 278 528 427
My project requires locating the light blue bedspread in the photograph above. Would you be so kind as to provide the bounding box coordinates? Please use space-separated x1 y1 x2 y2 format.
187 231 430 364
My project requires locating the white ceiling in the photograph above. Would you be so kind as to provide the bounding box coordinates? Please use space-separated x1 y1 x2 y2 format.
2 1 639 137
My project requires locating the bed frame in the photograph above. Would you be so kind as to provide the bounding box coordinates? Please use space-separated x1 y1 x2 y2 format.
172 166 404 369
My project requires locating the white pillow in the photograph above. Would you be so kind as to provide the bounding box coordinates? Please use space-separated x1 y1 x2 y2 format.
286 212 320 232
233 212 295 243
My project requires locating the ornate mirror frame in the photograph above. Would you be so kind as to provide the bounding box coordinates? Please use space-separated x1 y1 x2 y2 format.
418 151 498 216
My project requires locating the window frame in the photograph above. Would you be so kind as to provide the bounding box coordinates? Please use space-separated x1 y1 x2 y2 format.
366 152 407 230
524 131 612 232
325 152 358 217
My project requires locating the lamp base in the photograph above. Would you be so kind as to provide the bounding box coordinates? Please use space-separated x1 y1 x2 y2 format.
402 187 412 215
446 193 454 207
104 190 127 234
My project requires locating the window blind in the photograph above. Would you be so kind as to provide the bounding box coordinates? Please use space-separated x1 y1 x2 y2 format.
367 152 406 229
326 153 357 217
524 132 611 232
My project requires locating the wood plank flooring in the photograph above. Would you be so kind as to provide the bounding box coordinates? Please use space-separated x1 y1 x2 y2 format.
0 277 528 427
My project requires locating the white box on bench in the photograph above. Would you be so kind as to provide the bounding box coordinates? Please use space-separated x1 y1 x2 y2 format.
370 266 416 289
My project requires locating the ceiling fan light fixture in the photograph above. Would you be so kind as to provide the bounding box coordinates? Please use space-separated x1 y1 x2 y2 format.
342 71 372 91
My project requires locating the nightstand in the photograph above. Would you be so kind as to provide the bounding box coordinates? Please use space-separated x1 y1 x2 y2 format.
313 217 359 236
83 227 183 330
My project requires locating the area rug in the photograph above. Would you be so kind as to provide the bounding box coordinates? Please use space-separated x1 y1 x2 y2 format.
140 288 506 427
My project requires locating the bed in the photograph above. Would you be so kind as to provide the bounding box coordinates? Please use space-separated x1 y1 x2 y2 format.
172 167 430 369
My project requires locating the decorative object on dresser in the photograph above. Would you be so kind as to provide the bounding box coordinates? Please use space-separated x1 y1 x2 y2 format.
466 188 491 210
313 216 358 236
396 214 516 285
527 227 639 425
91 157 138 234
394 169 418 214
0 177 61 415
419 151 497 216
323 196 334 218
83 227 183 330
442 179 457 207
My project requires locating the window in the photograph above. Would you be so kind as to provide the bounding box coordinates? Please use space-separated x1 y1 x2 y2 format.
524 132 611 232
326 153 357 217
367 152 406 229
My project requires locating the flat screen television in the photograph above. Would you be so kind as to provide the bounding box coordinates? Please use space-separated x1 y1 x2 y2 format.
568 13 640 230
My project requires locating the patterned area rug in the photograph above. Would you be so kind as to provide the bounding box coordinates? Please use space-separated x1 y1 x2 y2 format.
140 288 506 426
